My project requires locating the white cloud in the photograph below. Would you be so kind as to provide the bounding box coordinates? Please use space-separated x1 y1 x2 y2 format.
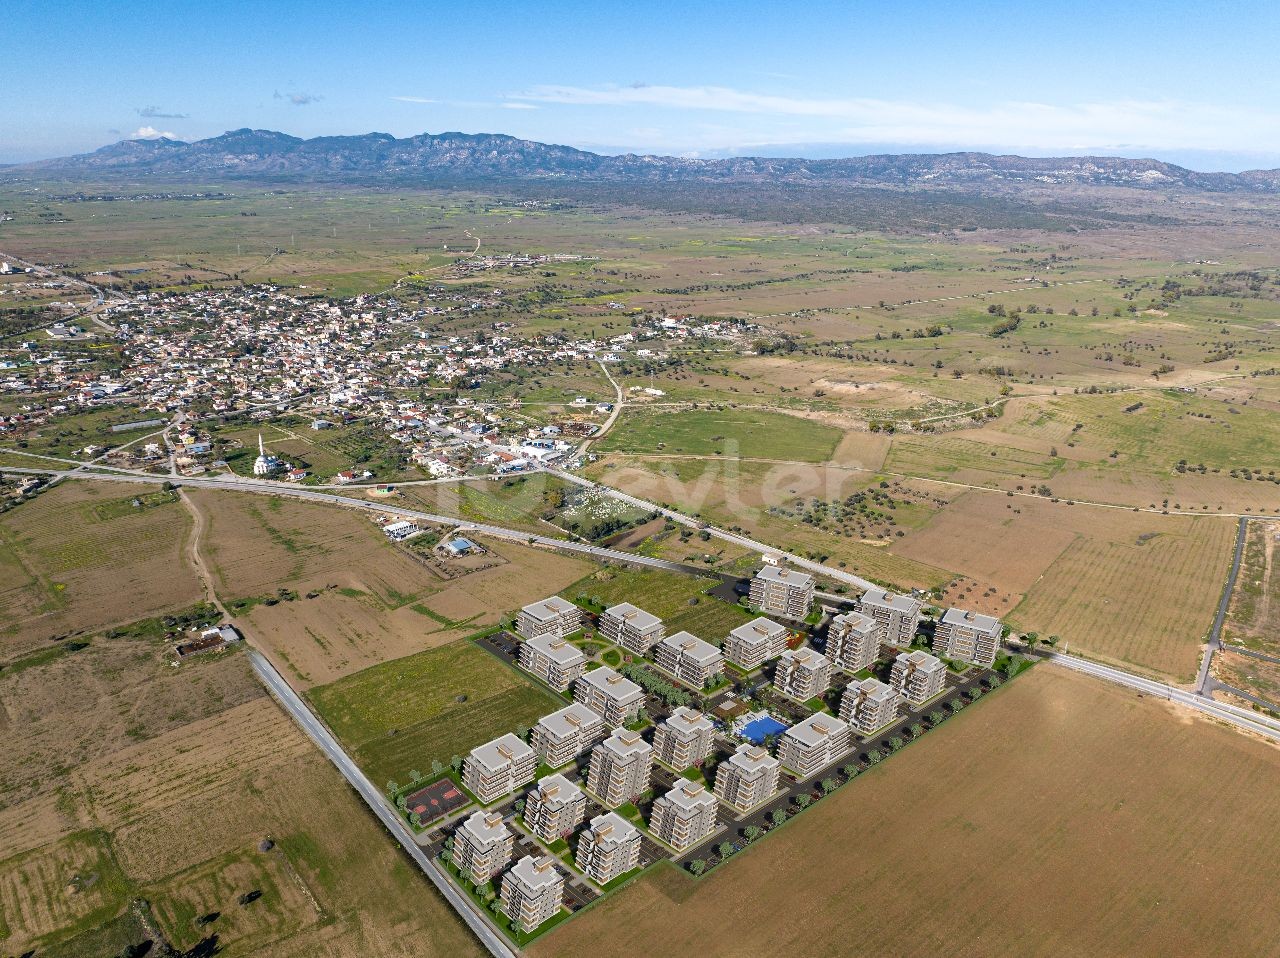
511 84 1280 153
131 125 177 140
500 102 538 110
391 95 438 104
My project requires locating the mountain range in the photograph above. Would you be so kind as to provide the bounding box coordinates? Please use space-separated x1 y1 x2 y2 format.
15 129 1280 193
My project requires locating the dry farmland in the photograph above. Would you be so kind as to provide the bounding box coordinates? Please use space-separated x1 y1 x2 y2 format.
0 481 203 654
534 665 1280 958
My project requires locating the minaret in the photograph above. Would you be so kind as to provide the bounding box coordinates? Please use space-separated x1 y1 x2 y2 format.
258 433 266 457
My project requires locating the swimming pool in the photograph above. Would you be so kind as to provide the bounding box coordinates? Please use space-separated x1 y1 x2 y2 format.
739 714 788 744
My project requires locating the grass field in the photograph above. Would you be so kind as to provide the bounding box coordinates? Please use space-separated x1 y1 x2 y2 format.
563 567 755 642
597 408 843 462
307 639 564 786
534 665 1280 958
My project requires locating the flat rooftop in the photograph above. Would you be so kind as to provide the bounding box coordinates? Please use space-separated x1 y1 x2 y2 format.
604 602 662 631
521 596 579 622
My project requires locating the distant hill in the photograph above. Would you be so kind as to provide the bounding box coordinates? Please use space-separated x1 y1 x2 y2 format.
18 129 1280 192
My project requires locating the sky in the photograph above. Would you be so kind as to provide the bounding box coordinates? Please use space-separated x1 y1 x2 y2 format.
5 0 1280 170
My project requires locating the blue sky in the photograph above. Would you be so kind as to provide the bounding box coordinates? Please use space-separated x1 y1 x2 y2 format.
5 0 1280 169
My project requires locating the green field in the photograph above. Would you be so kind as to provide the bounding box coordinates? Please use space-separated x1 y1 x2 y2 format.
564 567 755 643
598 408 842 462
306 639 563 785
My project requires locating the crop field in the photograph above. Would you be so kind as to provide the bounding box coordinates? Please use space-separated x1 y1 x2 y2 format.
597 407 843 462
307 639 564 786
1009 513 1235 680
0 480 203 654
535 666 1280 958
564 567 756 641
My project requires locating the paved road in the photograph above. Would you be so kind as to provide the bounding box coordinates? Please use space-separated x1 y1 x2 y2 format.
550 469 878 593
1041 652 1280 743
248 649 518 958
1196 516 1252 695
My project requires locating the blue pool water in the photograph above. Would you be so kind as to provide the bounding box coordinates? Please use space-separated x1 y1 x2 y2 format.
740 715 787 744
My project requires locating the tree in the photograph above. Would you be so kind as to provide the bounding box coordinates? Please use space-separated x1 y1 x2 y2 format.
927 709 945 726
794 794 812 810
909 723 924 738
744 825 762 843
430 759 444 775
409 811 422 827
717 842 735 859
410 769 422 783
386 780 398 795
820 778 837 795
866 749 883 765
690 859 707 876
771 808 787 826
841 764 858 779
451 754 463 772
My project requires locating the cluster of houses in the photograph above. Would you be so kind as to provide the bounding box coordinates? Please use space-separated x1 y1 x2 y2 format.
443 566 1004 935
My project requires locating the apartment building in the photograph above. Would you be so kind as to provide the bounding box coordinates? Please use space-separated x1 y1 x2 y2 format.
462 733 538 804
774 647 832 702
934 607 1002 667
531 703 606 768
713 743 781 813
649 779 719 852
519 633 586 692
599 602 664 655
516 595 582 641
574 666 645 727
652 706 716 770
858 587 923 649
839 677 903 736
723 616 789 671
453 810 514 885
523 773 586 844
652 630 724 689
890 649 947 706
749 565 815 619
777 713 853 778
575 811 642 884
499 855 564 934
825 610 880 673
586 729 653 806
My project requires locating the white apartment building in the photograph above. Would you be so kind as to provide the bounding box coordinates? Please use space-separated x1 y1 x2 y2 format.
523 773 586 844
934 607 1002 667
714 743 781 813
891 649 947 706
599 602 665 655
499 855 564 934
723 616 789 671
652 706 716 770
462 733 538 804
774 647 832 702
574 666 645 727
519 633 587 692
826 610 880 673
453 809 514 885
531 702 606 768
858 587 923 649
649 778 719 851
749 565 815 619
652 630 724 689
839 678 903 736
777 713 853 778
516 595 582 641
586 729 653 806
575 811 642 884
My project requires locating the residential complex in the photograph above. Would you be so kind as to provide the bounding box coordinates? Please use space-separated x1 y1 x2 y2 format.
599 602 665 655
652 630 724 689
531 703 606 768
839 678 903 736
890 649 947 706
825 610 880 673
574 666 646 727
749 565 815 619
934 607 1002 667
586 729 653 806
499 855 565 934
453 810 515 885
516 596 582 642
774 647 832 702
575 811 642 884
523 773 586 844
519 632 587 692
462 733 538 804
649 779 720 852
858 587 923 649
714 743 781 813
777 713 853 778
723 616 789 671
652 706 716 770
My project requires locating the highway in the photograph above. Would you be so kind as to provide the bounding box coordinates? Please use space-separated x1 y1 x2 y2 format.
248 648 518 958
